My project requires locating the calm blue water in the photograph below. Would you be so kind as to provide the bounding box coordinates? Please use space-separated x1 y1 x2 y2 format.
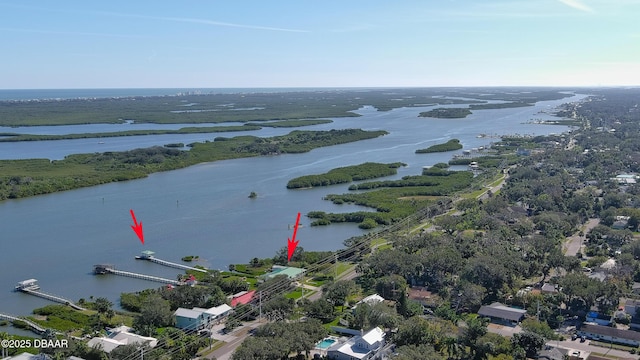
0 91 586 316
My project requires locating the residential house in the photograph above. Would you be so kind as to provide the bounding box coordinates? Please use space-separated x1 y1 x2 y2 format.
4 353 52 360
536 346 565 360
88 326 158 354
327 327 385 360
478 302 527 326
407 286 433 306
174 304 233 330
259 265 306 281
87 337 128 354
204 304 233 323
356 294 384 306
540 283 559 294
624 299 640 318
577 323 640 347
174 307 206 330
229 290 256 307
586 311 612 326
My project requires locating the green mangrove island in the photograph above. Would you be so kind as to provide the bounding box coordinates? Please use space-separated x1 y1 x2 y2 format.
0 120 335 142
286 162 406 189
0 129 387 200
415 139 463 153
419 108 472 119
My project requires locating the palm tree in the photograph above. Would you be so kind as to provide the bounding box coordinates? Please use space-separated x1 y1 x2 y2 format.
441 336 462 359
0 331 9 358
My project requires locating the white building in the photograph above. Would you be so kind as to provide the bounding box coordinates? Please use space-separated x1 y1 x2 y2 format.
327 327 385 360
87 326 158 353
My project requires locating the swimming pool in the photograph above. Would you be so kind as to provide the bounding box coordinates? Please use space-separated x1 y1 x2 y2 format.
316 338 336 349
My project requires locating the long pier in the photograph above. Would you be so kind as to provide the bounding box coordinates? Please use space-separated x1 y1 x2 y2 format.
20 289 87 311
0 312 46 334
135 251 208 273
94 264 183 285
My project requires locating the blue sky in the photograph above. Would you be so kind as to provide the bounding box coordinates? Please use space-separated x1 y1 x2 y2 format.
1 0 639 89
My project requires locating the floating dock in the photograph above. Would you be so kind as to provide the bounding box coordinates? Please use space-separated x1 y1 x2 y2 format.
134 250 208 273
94 264 183 285
0 312 46 334
14 279 86 311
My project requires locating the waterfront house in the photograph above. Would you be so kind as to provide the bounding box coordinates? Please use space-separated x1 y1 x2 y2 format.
478 302 527 326
327 327 385 360
259 265 306 281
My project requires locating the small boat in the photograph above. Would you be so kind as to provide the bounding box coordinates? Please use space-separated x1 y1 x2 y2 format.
98 141 105 144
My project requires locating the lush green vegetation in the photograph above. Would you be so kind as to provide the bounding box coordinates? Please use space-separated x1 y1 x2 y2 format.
0 125 261 142
308 171 473 227
419 108 472 118
286 162 405 189
416 139 463 153
249 119 333 127
0 88 572 126
0 129 387 200
469 101 533 110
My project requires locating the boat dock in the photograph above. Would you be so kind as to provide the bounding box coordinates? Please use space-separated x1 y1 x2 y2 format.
135 250 208 273
94 264 183 285
0 312 46 334
14 279 86 311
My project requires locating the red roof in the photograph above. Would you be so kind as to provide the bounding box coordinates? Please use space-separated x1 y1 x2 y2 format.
231 290 256 307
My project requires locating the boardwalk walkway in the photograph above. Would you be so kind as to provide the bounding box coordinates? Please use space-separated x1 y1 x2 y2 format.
94 265 183 285
0 312 46 334
141 256 208 273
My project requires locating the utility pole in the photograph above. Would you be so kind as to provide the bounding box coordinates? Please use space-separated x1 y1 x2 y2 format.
259 290 262 322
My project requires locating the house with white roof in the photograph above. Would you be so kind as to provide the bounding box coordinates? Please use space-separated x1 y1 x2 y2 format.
174 307 206 330
87 337 127 354
174 303 234 330
327 327 385 360
358 294 385 305
87 326 158 354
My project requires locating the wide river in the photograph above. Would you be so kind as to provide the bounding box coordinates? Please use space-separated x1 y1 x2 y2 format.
0 93 586 322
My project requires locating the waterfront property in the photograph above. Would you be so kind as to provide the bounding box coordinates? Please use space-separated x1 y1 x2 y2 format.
259 265 306 281
327 327 385 360
174 304 233 330
478 302 527 326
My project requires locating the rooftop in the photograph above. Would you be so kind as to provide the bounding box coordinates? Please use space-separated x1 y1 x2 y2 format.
230 290 256 307
261 265 306 280
478 302 527 322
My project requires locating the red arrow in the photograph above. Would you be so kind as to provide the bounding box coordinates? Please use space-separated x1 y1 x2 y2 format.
130 209 144 244
287 212 301 262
